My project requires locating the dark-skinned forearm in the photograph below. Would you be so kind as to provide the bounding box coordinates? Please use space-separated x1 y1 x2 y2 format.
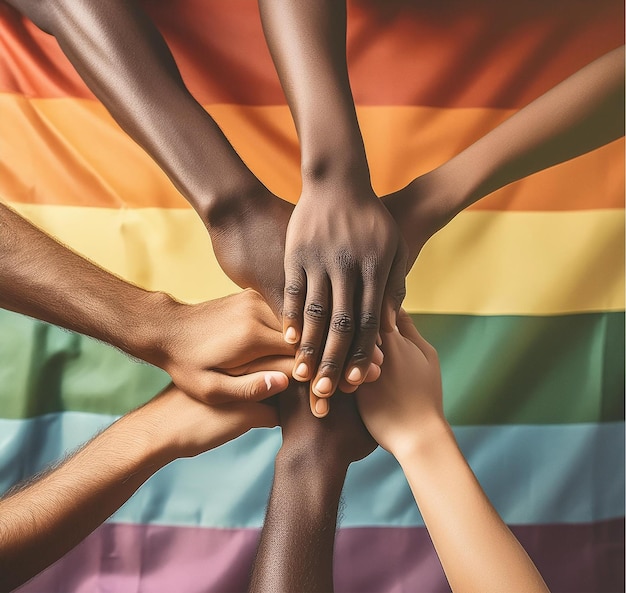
8 0 260 220
249 447 348 593
258 0 369 181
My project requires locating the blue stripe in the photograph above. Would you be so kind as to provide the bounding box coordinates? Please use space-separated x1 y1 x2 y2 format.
0 413 623 527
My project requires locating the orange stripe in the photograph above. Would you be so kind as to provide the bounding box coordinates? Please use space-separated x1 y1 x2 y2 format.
1 95 622 210
0 1 622 107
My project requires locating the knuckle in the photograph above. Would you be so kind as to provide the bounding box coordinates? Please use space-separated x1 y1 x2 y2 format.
285 283 303 298
349 348 369 366
330 312 353 334
359 311 378 332
305 302 327 321
297 344 316 359
319 360 340 376
283 309 300 321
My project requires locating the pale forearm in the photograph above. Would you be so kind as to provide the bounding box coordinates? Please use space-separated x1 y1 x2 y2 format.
249 448 348 593
9 0 260 220
426 46 624 223
0 202 169 363
258 0 369 181
397 421 548 593
0 410 171 591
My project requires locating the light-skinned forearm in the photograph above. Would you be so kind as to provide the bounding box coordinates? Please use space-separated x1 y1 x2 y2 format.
0 202 168 362
258 0 369 182
396 421 549 593
249 447 348 593
406 46 625 231
8 0 261 220
0 406 172 591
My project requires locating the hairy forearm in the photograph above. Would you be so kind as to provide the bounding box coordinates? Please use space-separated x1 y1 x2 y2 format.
0 409 171 591
397 421 548 593
9 0 259 219
0 202 168 362
249 448 348 593
258 0 368 182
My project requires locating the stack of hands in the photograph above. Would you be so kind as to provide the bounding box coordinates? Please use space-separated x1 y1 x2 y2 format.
1 0 623 590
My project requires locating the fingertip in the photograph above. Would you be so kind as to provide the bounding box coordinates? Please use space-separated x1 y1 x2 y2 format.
313 376 333 398
293 361 309 381
364 362 381 382
265 371 289 393
284 326 299 344
313 396 329 417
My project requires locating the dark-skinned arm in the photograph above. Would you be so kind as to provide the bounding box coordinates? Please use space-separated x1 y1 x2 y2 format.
384 46 625 268
248 388 376 593
5 0 294 314
258 0 407 413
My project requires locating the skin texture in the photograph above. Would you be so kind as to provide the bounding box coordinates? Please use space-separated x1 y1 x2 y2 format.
0 202 297 403
0 383 286 592
357 312 550 593
258 0 407 407
248 388 376 593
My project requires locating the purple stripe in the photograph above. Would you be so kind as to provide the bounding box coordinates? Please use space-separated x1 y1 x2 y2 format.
16 520 624 593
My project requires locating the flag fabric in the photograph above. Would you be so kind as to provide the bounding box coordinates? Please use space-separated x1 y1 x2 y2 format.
0 1 623 592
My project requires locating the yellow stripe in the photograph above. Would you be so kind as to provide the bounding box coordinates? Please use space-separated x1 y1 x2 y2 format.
1 94 623 209
7 202 623 315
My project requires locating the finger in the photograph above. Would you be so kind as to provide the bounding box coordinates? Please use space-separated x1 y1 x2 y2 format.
283 260 306 344
209 370 290 403
224 355 295 377
381 243 408 331
343 271 380 387
339 361 380 392
310 388 330 418
311 272 357 398
292 273 330 382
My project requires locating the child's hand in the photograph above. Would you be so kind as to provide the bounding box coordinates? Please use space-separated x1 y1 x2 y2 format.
356 310 444 459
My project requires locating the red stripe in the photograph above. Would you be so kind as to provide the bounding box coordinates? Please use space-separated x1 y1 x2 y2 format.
16 519 625 593
1 1 622 107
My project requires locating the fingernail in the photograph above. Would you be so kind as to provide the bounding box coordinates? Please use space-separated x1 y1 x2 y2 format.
314 377 333 396
295 362 308 378
285 327 298 344
265 374 273 390
347 366 362 383
315 398 329 416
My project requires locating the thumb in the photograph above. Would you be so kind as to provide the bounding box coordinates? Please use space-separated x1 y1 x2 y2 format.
211 370 290 403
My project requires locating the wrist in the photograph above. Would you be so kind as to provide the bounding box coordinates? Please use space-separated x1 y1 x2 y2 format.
123 290 179 368
98 407 176 472
300 151 372 196
392 416 453 467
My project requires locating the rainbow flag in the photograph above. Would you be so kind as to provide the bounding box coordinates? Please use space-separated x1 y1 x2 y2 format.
1 1 623 591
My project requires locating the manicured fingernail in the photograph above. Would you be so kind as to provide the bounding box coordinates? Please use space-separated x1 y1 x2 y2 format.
265 374 273 390
295 362 308 378
314 377 333 396
347 366 362 383
315 398 329 416
285 327 298 344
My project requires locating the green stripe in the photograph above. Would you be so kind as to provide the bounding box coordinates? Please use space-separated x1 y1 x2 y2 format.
412 312 625 425
0 310 622 423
